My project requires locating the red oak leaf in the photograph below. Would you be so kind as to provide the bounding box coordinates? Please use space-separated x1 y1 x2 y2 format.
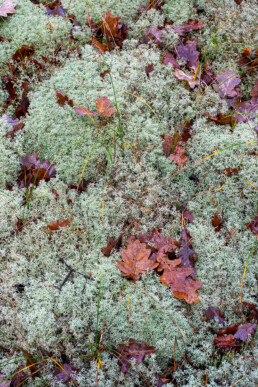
234 323 256 342
163 51 180 69
0 0 17 17
169 144 188 168
96 96 116 117
176 38 200 70
56 90 74 107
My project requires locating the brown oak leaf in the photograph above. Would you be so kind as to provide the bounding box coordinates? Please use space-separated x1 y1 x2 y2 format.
169 144 188 168
116 240 158 280
102 233 123 257
204 112 238 128
163 51 180 69
96 96 116 117
47 219 70 231
214 334 241 351
115 338 156 373
18 152 56 188
12 45 35 64
102 11 127 50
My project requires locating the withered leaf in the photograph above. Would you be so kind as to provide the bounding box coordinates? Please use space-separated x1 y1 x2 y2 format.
205 306 225 325
47 219 70 231
45 0 67 17
145 25 165 44
224 167 238 177
116 240 158 280
246 216 258 236
161 134 176 157
176 38 200 70
234 323 256 342
102 233 123 257
169 144 188 168
55 90 73 107
19 346 40 379
15 90 30 118
204 111 238 128
243 302 258 323
138 228 179 254
12 45 35 63
163 51 180 69
237 47 258 75
179 19 205 34
139 0 164 13
102 11 127 50
2 114 24 139
182 209 194 223
211 212 223 233
74 106 98 116
67 179 91 192
174 68 200 89
176 228 197 270
92 38 107 53
1 76 16 104
18 153 56 189
214 334 241 352
213 70 241 99
233 79 258 122
145 63 154 77
53 363 79 382
96 96 116 117
161 265 202 304
9 365 25 386
115 338 156 373
0 0 17 17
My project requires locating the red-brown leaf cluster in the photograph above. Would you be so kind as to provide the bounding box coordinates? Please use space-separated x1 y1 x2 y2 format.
214 323 256 352
47 219 70 231
114 228 202 304
75 96 116 119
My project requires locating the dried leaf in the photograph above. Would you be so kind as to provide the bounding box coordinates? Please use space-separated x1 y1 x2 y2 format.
161 134 176 157
213 70 241 99
138 229 179 254
237 47 258 75
174 69 200 89
96 96 116 117
176 228 197 270
45 0 67 17
243 302 258 323
102 233 123 257
12 45 35 63
145 25 165 44
15 90 30 118
18 153 56 189
67 179 91 192
74 106 98 116
224 168 238 177
116 240 158 280
47 219 70 231
176 38 200 70
169 144 188 168
204 112 238 128
8 365 25 386
234 323 256 342
56 90 73 107
182 210 194 223
145 63 154 77
0 0 17 17
163 51 180 69
205 306 225 325
92 38 107 53
179 19 205 34
2 114 24 139
246 216 258 236
53 363 79 382
115 338 156 373
211 212 223 233
214 334 241 351
161 265 202 304
102 11 127 49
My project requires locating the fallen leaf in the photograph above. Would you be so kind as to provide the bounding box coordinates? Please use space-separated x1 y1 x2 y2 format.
45 0 67 17
182 209 194 223
12 45 35 64
205 306 225 325
176 228 197 270
102 11 127 49
176 38 200 70
211 212 223 233
161 134 176 157
115 338 156 373
15 90 30 118
161 265 202 304
47 219 70 231
55 90 74 107
67 179 91 192
234 323 256 342
92 37 107 53
243 302 258 323
0 0 17 17
214 334 241 351
163 51 180 69
116 240 158 280
102 233 123 257
145 25 165 44
246 216 258 236
53 363 79 382
169 144 188 168
213 70 241 99
234 0 243 4
237 47 258 75
174 68 200 89
8 365 25 386
96 96 116 117
18 153 56 189
2 114 24 139
224 167 238 177
74 106 98 116
203 111 238 128
138 228 179 254
145 63 154 77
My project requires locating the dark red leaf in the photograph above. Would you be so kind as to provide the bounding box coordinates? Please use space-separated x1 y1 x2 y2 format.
45 0 67 17
145 63 154 77
224 168 239 177
176 228 197 270
218 324 239 336
47 219 70 231
243 302 258 323
102 233 123 257
163 51 180 69
115 338 156 373
214 334 241 351
67 179 91 192
182 210 194 223
176 38 200 70
211 212 223 233
204 112 238 128
18 153 56 188
12 45 35 63
56 90 74 107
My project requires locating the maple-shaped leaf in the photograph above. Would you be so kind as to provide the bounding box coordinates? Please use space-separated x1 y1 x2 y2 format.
55 90 74 107
115 338 156 373
18 153 56 188
176 38 200 70
205 306 225 325
96 96 116 117
47 219 70 231
102 233 123 257
213 70 241 99
212 212 223 233
163 51 180 69
204 112 238 128
169 144 188 168
161 265 202 304
53 363 80 382
174 68 200 89
246 216 258 236
234 323 256 342
12 45 35 63
0 0 17 17
214 334 241 351
45 0 67 17
116 240 158 280
176 228 197 270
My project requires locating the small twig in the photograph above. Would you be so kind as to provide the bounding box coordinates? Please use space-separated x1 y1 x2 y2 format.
58 258 94 291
